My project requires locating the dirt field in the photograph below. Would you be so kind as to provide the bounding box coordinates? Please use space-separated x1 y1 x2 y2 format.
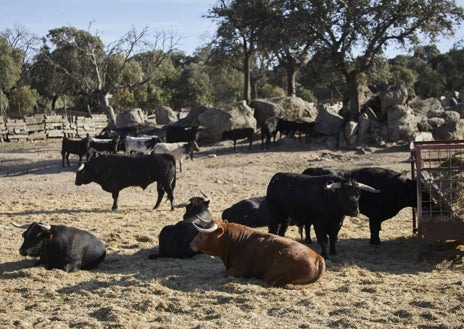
0 138 463 329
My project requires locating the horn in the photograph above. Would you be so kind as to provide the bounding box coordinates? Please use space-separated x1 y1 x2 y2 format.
358 183 381 193
172 200 191 208
325 182 341 190
76 163 85 172
192 222 218 233
11 222 30 229
200 190 210 202
37 223 51 230
194 214 212 224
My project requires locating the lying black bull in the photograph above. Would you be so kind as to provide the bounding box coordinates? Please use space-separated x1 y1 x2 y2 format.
150 192 215 259
267 173 380 257
12 222 106 272
75 153 176 211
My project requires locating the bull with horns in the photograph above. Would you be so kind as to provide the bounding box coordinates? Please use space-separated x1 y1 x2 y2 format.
149 192 216 259
12 222 106 272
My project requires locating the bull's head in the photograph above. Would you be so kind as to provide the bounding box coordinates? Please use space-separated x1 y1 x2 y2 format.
173 191 211 219
324 179 379 217
190 220 222 254
12 222 52 257
75 162 92 185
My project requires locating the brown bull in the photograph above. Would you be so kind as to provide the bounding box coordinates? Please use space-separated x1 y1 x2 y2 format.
190 219 325 289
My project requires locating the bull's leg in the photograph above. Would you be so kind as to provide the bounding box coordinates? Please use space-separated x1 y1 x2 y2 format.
314 228 328 258
111 191 119 211
179 160 182 173
304 223 312 243
277 220 289 237
154 183 166 210
65 152 71 166
369 219 382 246
268 219 280 235
328 233 338 256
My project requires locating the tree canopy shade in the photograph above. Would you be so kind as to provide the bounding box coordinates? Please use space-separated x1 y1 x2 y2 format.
293 0 464 119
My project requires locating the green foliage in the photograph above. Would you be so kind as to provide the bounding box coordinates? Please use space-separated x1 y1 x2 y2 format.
8 85 39 117
259 83 286 99
0 36 23 90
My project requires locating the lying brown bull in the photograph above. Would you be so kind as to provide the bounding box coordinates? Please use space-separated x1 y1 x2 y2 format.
190 219 325 289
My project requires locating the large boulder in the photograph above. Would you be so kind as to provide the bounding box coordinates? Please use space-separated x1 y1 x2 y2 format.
154 106 178 125
314 104 344 136
251 97 317 125
384 105 421 142
196 101 257 142
378 84 409 121
116 108 146 127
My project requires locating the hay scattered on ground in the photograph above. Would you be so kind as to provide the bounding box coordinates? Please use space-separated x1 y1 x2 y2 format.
0 139 462 329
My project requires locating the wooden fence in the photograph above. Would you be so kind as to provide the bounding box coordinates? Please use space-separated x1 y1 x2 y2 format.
0 114 108 142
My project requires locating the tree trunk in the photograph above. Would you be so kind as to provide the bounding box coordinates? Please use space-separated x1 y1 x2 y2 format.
100 91 117 128
286 63 297 97
342 71 362 120
0 87 5 121
243 53 251 104
250 74 259 101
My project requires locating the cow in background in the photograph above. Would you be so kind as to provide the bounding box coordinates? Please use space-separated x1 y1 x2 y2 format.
124 135 162 154
260 117 278 150
150 192 214 259
61 136 89 166
87 136 120 158
12 222 106 272
165 125 204 159
221 128 254 151
190 219 325 289
153 141 200 172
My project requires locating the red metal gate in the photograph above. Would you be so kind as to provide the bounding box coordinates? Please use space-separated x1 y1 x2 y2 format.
410 140 464 241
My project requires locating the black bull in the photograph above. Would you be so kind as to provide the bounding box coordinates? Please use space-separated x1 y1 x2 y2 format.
266 172 379 258
75 153 176 211
150 193 215 259
12 222 106 272
302 167 427 246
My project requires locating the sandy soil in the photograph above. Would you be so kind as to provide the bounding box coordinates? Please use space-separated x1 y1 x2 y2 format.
0 138 462 329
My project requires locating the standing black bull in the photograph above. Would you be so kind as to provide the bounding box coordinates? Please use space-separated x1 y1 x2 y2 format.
12 222 106 272
302 166 426 246
221 127 254 151
149 192 215 259
75 153 176 211
266 172 379 257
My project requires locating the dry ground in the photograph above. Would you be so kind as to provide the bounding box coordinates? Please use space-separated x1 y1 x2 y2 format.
0 137 463 329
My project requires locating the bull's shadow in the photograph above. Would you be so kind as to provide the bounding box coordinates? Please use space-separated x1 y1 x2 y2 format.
0 259 38 278
0 158 76 177
57 247 228 294
306 235 462 274
0 207 108 217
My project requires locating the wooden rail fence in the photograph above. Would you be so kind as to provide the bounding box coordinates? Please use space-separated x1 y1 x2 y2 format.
0 114 108 142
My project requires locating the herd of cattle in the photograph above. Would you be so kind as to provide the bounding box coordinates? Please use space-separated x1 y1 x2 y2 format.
12 122 428 288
